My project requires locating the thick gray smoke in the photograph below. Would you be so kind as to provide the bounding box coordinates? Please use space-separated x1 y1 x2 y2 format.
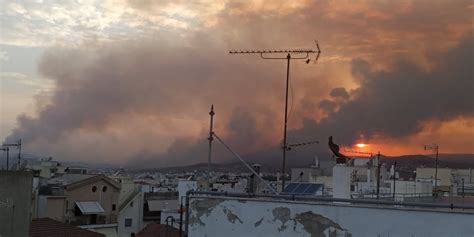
5 34 473 166
4 0 473 166
290 34 474 145
5 36 328 165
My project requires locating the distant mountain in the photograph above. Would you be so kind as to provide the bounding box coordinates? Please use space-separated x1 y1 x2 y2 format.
3 150 471 175
131 153 474 174
0 152 119 171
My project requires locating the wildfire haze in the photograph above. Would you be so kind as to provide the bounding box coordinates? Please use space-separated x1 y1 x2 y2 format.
1 0 473 167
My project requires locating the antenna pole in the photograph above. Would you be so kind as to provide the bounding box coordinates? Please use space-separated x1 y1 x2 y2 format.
17 139 22 170
229 43 321 192
392 161 397 201
281 53 291 190
6 147 8 171
0 147 9 171
434 145 439 194
424 144 439 196
376 151 381 199
207 105 215 191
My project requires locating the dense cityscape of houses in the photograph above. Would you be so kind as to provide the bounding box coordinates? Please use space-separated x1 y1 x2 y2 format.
1 154 473 236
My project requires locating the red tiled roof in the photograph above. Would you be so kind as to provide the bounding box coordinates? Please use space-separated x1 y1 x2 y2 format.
29 218 105 237
136 223 183 237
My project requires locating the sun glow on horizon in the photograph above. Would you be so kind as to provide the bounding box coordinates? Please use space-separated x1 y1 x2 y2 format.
356 143 367 148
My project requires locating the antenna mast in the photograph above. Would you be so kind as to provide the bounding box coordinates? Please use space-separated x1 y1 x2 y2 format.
424 144 439 195
230 42 321 191
3 139 21 171
0 147 9 170
207 105 215 191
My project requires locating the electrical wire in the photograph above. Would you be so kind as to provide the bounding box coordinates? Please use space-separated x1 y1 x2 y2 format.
212 133 278 194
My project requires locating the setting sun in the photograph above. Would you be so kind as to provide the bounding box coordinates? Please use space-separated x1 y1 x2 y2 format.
356 143 367 148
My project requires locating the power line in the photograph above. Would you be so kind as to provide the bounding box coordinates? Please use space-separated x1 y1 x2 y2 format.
212 132 277 194
286 140 320 150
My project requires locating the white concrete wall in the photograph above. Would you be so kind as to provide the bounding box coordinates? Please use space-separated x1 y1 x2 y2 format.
188 196 474 237
178 180 197 204
332 165 352 199
118 192 144 237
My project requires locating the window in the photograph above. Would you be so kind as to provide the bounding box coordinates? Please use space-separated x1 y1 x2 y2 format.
92 186 97 192
112 204 116 211
124 218 133 227
102 186 108 192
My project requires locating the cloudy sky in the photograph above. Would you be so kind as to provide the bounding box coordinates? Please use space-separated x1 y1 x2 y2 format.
0 0 473 166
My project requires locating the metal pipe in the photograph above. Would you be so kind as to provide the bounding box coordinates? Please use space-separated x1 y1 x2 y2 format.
434 145 439 193
207 105 215 191
0 147 9 170
17 139 22 170
179 196 184 237
229 45 321 193
281 53 291 192
393 161 397 201
376 152 381 199
184 191 191 237
6 147 8 171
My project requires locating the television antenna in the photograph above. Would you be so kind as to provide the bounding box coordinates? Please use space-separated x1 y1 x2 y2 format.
230 41 321 190
3 139 21 171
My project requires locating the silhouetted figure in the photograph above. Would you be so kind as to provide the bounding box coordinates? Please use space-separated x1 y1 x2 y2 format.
328 136 350 164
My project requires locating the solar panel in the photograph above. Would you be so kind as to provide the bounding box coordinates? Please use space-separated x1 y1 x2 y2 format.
282 182 323 195
294 183 311 193
283 183 299 193
303 184 321 194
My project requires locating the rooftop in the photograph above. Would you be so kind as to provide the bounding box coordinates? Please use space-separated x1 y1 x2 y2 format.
29 218 105 237
136 223 183 237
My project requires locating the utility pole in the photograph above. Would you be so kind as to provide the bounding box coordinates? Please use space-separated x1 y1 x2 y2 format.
229 43 321 191
424 144 439 194
376 151 381 199
3 139 21 170
207 105 215 191
435 145 439 192
0 147 9 170
392 161 397 201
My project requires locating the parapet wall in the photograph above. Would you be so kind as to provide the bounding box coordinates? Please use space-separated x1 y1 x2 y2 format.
187 194 474 237
0 171 33 237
